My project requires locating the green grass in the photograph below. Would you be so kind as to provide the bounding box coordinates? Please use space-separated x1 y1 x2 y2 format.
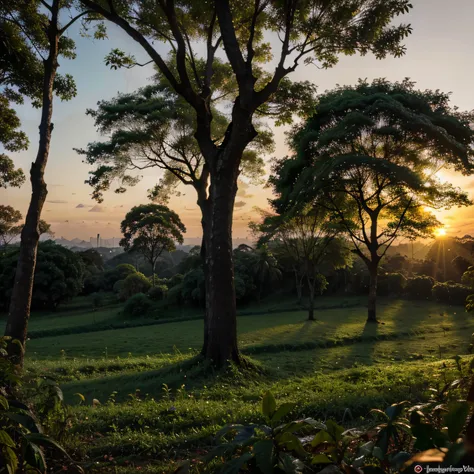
20 295 474 472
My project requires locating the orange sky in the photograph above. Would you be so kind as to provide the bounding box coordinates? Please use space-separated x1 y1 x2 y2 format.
2 0 474 243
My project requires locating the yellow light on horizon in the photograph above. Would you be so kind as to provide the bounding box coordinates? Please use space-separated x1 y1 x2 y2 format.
435 228 447 237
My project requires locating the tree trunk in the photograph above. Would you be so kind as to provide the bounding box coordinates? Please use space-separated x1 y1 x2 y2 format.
4 20 59 366
199 201 211 357
367 263 378 323
204 167 241 367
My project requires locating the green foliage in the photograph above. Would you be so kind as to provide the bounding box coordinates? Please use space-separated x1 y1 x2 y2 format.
432 282 471 306
0 241 84 310
123 293 153 318
120 204 185 274
181 267 205 306
0 337 82 473
0 204 22 247
119 272 152 301
112 279 125 295
103 263 137 291
378 273 407 296
148 284 168 301
91 291 106 309
405 275 435 300
168 273 184 288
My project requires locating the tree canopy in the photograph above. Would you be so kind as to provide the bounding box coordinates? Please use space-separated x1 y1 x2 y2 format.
120 204 186 279
270 79 474 321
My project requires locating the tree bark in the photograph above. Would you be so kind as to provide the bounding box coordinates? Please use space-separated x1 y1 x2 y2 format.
4 13 59 366
367 263 378 323
204 166 241 366
199 200 211 357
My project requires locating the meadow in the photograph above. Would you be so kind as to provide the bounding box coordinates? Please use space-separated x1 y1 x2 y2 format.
10 294 473 473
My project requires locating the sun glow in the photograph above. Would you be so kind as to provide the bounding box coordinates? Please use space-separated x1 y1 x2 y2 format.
435 228 447 237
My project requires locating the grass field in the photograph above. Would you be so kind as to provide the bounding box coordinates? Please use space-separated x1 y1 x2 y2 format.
11 294 474 472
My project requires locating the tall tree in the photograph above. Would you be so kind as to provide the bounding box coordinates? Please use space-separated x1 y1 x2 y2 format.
75 70 299 354
1 0 89 365
78 0 413 366
120 204 186 283
252 207 352 320
271 79 474 323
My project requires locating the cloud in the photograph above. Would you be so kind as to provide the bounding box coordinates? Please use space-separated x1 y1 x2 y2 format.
76 203 85 208
234 201 247 208
114 205 124 208
237 180 253 199
89 205 105 213
46 200 68 204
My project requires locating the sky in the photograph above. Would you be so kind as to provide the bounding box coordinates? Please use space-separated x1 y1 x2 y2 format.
2 0 474 243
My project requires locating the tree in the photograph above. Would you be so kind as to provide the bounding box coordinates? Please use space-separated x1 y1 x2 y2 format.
253 244 281 302
2 0 90 364
78 0 413 366
252 208 352 320
0 205 22 249
271 79 474 323
0 205 53 250
120 204 186 283
0 241 84 311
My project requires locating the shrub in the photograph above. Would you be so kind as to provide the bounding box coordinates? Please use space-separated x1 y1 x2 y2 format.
91 291 106 308
148 284 168 301
378 272 407 296
405 275 435 300
432 281 471 305
149 275 168 287
119 272 152 301
103 264 137 290
123 293 153 318
167 283 183 306
181 268 205 306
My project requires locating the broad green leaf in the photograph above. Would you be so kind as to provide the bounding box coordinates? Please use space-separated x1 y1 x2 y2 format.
254 439 274 474
222 452 253 474
271 403 295 423
311 429 334 447
0 395 9 410
311 453 332 464
0 430 15 448
2 445 18 473
385 401 408 421
276 432 307 458
24 441 46 472
372 446 384 461
390 451 411 469
262 392 277 419
444 402 469 441
325 419 345 443
279 453 304 474
5 412 41 433
24 433 69 458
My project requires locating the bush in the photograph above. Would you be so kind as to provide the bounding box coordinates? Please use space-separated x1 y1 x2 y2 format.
91 291 106 308
378 273 407 296
148 284 168 301
119 272 152 301
181 268 205 306
432 281 471 305
123 293 153 318
405 275 435 299
103 264 137 291
167 283 183 306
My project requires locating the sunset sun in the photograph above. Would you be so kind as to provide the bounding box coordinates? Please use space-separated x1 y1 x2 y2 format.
435 228 447 237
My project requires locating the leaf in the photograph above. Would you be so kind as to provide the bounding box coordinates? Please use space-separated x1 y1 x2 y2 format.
279 453 304 474
0 430 15 448
385 401 408 421
276 432 307 458
173 460 190 474
271 403 295 423
311 429 334 447
358 441 374 457
24 433 70 459
74 392 85 403
222 452 253 474
372 446 384 461
262 392 277 419
5 412 41 433
254 439 274 474
325 419 345 443
0 395 9 410
444 402 469 441
24 441 46 472
2 446 18 473
311 453 332 464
